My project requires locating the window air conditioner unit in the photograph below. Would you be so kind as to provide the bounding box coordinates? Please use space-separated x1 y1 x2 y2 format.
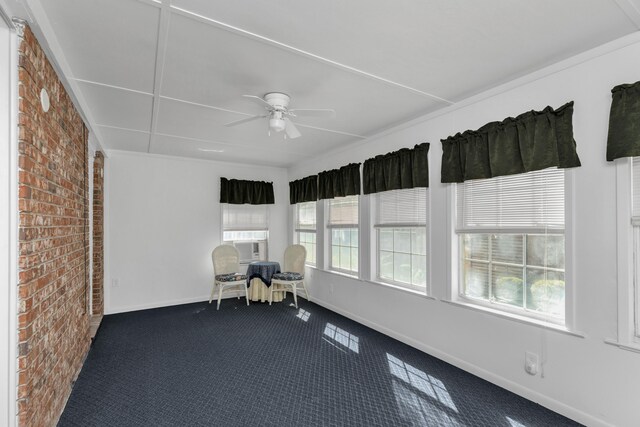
233 241 267 264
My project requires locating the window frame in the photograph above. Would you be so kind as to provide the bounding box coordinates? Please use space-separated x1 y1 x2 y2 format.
449 168 576 329
220 204 270 256
294 201 317 266
374 225 428 293
457 232 566 325
612 158 640 350
371 187 429 293
326 195 360 276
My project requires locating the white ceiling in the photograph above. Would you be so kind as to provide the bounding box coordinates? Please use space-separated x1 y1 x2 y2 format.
16 0 640 166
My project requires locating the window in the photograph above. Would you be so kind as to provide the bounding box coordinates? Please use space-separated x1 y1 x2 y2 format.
632 158 640 338
374 188 428 292
327 195 359 274
222 204 268 261
456 168 566 321
295 201 316 265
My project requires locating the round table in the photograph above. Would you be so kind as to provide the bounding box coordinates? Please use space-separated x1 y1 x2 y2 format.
246 261 284 303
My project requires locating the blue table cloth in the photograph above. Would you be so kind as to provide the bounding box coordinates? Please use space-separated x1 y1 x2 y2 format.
246 261 281 287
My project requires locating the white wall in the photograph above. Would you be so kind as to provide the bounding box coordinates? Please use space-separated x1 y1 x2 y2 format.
105 151 289 314
289 34 640 427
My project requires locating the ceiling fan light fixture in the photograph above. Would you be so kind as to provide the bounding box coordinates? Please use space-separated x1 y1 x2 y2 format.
269 117 286 132
269 110 286 132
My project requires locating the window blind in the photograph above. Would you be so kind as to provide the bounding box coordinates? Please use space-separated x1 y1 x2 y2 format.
456 168 564 232
374 188 428 227
295 202 316 230
327 195 358 228
632 157 640 225
222 204 268 231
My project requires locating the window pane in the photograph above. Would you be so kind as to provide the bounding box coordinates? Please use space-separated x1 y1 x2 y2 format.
394 253 411 284
377 227 427 289
463 234 489 261
380 251 394 279
332 245 339 268
394 229 411 253
491 234 523 264
297 231 316 265
411 228 427 256
527 234 564 269
340 246 351 270
351 229 359 248
463 260 489 299
491 265 524 307
411 254 427 286
330 227 357 273
380 229 393 251
526 269 565 316
351 248 358 272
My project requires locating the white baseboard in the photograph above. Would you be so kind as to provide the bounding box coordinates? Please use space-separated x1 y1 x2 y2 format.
105 295 213 315
311 297 612 427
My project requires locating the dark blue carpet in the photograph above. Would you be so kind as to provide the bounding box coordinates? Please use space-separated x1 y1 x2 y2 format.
58 298 581 426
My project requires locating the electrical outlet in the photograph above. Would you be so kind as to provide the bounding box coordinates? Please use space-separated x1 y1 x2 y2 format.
112 278 120 288
525 351 539 375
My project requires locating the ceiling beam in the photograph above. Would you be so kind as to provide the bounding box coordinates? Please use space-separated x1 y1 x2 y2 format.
146 0 171 152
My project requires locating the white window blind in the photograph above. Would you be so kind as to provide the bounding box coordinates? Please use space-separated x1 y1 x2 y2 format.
222 204 268 231
374 188 427 227
632 157 640 225
456 168 564 232
327 195 359 227
295 201 316 230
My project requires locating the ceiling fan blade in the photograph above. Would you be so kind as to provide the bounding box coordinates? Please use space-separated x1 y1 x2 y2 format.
287 108 335 117
224 115 266 127
242 95 273 109
284 118 302 139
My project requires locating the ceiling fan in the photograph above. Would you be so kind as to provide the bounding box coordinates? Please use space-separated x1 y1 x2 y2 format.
224 92 335 139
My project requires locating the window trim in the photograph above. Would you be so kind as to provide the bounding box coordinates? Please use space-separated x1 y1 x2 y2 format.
449 168 577 330
610 158 640 352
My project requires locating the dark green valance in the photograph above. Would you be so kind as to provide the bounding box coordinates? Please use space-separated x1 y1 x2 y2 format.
289 175 318 204
441 101 581 183
607 81 640 161
363 143 430 194
318 163 361 200
220 177 274 204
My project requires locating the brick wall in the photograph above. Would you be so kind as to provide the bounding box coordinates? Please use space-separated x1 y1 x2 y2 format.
92 152 104 316
17 25 90 427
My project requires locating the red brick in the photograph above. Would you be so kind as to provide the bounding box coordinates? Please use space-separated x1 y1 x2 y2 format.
17 25 91 427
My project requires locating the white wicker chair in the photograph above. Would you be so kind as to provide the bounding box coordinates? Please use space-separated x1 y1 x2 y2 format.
270 244 308 308
210 245 250 310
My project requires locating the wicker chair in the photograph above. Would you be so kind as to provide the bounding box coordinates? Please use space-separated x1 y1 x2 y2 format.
210 245 249 310
270 244 308 308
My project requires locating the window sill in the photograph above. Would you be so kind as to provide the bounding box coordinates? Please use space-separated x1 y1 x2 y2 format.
364 279 436 300
306 266 436 300
604 339 640 354
441 299 586 338
322 268 359 280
